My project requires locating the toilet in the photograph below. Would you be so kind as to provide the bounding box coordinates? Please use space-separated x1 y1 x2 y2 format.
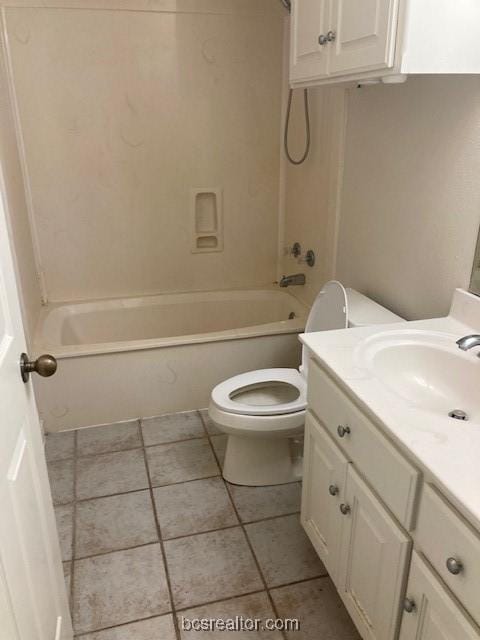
208 281 403 486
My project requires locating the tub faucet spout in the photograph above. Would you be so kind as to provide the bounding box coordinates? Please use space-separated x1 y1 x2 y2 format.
279 273 306 287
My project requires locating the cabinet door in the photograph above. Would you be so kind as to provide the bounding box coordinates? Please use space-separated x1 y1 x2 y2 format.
301 412 348 581
399 553 479 640
290 0 330 83
337 466 411 640
329 0 399 75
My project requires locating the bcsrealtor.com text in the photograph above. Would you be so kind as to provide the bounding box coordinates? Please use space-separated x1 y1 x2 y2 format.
181 615 300 632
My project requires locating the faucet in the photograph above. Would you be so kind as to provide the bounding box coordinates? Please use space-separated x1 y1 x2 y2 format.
279 273 306 287
456 334 480 356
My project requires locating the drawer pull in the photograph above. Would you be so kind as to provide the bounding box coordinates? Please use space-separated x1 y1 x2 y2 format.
337 425 351 438
403 598 416 613
339 503 351 515
446 557 463 575
328 484 339 496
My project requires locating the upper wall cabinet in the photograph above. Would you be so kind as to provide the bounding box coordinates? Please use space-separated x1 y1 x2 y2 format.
290 0 480 87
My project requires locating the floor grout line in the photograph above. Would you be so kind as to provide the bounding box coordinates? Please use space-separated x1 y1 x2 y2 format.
73 612 172 637
50 412 327 638
139 424 182 640
69 430 78 624
199 410 288 640
73 540 162 563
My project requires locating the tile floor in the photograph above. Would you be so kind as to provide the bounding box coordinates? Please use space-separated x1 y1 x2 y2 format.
46 410 360 639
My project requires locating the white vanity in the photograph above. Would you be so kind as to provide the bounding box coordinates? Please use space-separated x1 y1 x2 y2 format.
300 289 480 640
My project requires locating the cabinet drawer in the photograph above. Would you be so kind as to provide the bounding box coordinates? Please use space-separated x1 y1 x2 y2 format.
400 552 480 640
308 358 419 529
415 484 480 626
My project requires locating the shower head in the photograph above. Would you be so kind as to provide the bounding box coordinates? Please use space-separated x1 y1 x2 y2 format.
280 0 291 12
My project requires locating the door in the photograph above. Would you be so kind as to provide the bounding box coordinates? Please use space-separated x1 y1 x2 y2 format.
0 171 72 635
301 411 348 581
337 466 411 640
399 553 480 640
329 0 399 75
290 0 330 83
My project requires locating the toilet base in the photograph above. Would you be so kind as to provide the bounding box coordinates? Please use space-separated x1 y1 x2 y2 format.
222 434 302 486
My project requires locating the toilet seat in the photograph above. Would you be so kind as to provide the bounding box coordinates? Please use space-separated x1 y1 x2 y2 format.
211 368 307 416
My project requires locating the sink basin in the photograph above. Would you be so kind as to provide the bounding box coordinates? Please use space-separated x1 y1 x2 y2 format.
356 330 480 421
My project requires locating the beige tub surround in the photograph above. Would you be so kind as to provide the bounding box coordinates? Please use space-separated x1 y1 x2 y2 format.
3 1 283 303
34 289 307 431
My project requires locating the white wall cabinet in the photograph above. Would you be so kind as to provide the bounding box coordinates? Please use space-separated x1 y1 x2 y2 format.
399 553 479 640
328 0 398 76
303 361 480 640
290 0 480 87
290 0 330 81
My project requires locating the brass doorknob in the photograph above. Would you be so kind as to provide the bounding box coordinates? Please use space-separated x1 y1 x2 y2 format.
20 353 57 383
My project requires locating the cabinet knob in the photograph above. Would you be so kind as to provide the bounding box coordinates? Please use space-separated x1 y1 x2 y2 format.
328 484 339 496
318 34 328 45
403 598 416 613
446 557 463 575
339 503 351 515
337 425 351 438
327 30 336 42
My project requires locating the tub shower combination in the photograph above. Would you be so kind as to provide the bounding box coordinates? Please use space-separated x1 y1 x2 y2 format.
34 289 306 431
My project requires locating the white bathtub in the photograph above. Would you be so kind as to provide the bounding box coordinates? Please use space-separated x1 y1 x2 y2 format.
34 289 307 431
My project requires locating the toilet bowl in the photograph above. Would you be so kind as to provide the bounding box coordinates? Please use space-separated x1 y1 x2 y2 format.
208 281 403 486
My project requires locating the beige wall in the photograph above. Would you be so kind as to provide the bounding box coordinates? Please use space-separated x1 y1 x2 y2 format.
281 85 345 307
4 1 284 302
0 28 41 341
336 76 480 320
283 75 480 320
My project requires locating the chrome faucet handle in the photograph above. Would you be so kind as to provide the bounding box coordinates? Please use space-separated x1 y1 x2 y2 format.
297 249 315 268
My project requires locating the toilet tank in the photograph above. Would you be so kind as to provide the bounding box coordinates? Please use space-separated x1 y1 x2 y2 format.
346 288 404 326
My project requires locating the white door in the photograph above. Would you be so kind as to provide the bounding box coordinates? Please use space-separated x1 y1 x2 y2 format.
399 553 479 640
337 466 411 640
329 0 399 75
290 0 330 83
301 412 348 581
0 179 72 636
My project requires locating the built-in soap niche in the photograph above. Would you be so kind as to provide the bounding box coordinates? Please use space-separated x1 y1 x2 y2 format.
191 188 223 253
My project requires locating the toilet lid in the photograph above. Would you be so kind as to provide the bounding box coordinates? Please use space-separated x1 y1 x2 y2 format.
211 368 307 416
305 280 348 333
301 280 348 378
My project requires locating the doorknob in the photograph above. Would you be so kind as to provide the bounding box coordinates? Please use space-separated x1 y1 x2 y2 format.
20 353 57 383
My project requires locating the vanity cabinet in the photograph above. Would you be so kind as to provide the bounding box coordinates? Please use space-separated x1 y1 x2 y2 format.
337 466 411 640
301 412 347 581
290 0 480 87
415 484 480 625
302 410 410 640
303 359 480 640
399 553 479 640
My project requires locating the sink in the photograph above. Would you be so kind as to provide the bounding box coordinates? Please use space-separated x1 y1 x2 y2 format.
356 330 480 420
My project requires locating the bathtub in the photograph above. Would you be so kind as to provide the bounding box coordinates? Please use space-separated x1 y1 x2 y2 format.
33 289 307 431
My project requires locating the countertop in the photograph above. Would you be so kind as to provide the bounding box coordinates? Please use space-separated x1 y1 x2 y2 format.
300 289 480 531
